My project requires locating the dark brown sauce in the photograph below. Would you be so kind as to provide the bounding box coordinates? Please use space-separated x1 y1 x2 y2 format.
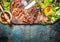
0 9 2 12
1 12 10 22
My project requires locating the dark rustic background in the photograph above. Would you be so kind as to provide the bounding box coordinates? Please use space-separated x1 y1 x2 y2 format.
0 0 60 42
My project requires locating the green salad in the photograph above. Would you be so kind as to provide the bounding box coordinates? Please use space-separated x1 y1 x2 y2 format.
0 0 10 11
33 0 60 23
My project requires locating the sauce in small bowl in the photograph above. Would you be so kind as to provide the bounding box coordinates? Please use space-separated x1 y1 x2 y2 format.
0 11 12 24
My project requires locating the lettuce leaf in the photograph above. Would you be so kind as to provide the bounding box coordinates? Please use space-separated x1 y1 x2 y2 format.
2 0 10 10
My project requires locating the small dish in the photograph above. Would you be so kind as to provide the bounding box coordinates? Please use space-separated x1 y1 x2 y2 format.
0 10 12 24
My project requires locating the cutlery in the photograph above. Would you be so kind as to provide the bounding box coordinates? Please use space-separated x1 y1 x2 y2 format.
25 1 36 9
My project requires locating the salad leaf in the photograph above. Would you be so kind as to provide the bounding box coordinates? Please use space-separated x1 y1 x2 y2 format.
58 2 60 7
2 0 10 10
2 0 7 2
55 9 60 19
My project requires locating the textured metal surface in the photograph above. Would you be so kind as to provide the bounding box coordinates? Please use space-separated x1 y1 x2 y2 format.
0 21 60 42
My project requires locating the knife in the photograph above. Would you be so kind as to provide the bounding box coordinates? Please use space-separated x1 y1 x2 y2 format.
25 1 36 9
